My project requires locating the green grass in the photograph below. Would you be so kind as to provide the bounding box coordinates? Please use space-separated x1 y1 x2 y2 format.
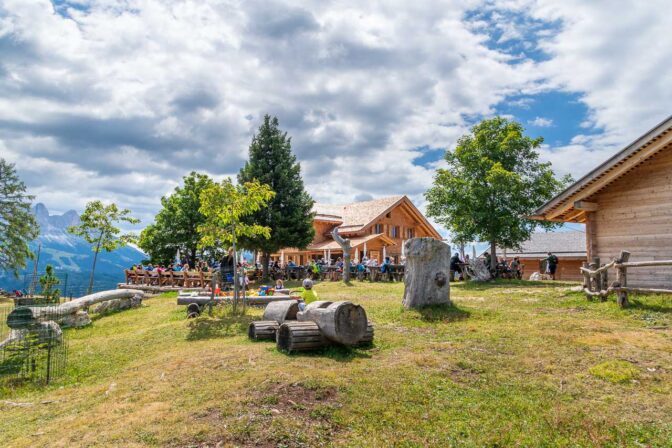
1 281 671 447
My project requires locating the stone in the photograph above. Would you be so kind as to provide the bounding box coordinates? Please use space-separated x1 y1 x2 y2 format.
402 238 452 308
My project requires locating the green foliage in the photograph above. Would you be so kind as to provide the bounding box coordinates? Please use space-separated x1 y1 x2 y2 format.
589 360 639 383
425 117 571 268
238 115 315 260
38 264 60 304
138 172 215 265
0 159 39 276
198 178 275 249
68 200 139 293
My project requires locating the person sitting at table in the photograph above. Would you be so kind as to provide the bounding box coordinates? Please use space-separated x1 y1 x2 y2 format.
336 257 344 270
182 262 190 272
380 257 391 274
287 259 296 267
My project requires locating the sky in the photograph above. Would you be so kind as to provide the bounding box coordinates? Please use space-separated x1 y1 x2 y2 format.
1 0 671 240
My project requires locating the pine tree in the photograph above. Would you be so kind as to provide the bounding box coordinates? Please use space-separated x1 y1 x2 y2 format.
0 159 39 276
238 115 315 278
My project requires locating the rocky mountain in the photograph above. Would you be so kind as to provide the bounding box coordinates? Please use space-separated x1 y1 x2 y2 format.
0 204 145 295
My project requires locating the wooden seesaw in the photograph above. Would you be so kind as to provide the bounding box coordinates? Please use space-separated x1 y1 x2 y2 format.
248 300 374 353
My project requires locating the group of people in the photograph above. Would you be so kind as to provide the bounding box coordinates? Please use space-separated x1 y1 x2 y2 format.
130 260 212 274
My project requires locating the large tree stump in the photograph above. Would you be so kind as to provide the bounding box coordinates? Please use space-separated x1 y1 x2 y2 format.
402 238 451 309
297 301 367 346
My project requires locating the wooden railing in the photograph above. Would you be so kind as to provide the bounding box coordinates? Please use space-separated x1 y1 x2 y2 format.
581 250 672 307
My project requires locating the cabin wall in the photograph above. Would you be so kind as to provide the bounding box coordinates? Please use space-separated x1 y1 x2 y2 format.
589 147 672 288
517 257 585 281
312 221 339 244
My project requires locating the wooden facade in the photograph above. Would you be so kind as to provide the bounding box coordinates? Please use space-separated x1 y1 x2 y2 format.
272 196 442 264
532 115 672 288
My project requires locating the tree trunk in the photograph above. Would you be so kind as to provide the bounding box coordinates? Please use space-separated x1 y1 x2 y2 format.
297 301 367 346
276 321 330 352
490 240 497 273
402 238 451 308
262 300 299 323
248 320 280 340
88 233 104 295
262 252 270 280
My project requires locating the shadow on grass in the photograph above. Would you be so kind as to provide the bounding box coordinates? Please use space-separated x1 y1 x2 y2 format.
627 298 672 314
186 314 256 341
417 303 471 322
454 279 579 291
284 344 373 363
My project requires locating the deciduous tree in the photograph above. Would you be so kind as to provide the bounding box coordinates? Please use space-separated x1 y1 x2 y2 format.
425 117 571 272
68 201 139 294
0 159 39 276
138 172 215 266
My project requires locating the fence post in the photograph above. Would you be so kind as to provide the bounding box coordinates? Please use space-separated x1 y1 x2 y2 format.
582 262 591 299
616 250 631 308
600 262 609 301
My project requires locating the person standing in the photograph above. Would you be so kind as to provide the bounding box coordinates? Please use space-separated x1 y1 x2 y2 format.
544 252 559 280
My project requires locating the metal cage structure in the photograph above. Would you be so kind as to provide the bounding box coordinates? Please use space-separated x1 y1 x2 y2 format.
0 304 68 385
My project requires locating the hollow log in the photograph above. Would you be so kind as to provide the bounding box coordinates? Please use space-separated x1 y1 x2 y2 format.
248 320 281 340
297 301 367 346
262 300 299 324
276 321 330 352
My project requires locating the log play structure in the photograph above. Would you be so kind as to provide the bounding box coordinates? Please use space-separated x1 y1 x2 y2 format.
248 300 374 353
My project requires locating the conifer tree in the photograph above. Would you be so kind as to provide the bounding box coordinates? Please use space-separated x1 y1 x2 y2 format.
238 115 315 278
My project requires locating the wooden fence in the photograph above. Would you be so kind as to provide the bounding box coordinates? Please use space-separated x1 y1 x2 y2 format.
580 250 672 307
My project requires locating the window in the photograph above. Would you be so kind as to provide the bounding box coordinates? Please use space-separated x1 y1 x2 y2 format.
374 224 383 233
385 212 392 218
406 228 415 238
391 226 400 238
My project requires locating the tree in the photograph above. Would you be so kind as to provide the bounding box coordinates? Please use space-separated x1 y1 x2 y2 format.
198 178 275 312
0 159 39 276
425 117 571 272
38 264 60 304
238 115 315 278
138 172 215 266
68 201 139 294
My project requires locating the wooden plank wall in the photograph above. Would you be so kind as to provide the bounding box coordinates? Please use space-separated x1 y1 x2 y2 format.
590 146 672 288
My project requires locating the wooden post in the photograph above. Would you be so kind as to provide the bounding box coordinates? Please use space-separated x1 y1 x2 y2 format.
616 250 631 308
592 257 601 296
600 262 608 301
582 261 591 299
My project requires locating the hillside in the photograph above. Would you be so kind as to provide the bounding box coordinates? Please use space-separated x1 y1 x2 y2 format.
0 281 670 446
0 203 145 294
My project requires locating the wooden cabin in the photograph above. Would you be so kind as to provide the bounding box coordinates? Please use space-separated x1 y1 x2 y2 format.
490 231 587 281
272 195 442 265
532 115 672 288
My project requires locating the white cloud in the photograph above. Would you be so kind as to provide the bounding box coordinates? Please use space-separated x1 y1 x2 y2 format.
0 0 670 233
528 116 553 127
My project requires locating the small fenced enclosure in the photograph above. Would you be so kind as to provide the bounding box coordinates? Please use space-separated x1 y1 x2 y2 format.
581 250 672 307
0 303 68 385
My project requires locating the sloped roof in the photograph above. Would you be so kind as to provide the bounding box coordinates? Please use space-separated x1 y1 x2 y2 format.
482 231 587 258
532 115 672 223
313 196 404 230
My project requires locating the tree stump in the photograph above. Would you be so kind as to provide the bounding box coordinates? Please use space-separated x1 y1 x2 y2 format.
248 320 280 340
402 238 452 308
276 321 330 352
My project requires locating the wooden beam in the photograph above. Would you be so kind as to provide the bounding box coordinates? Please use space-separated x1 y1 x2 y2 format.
545 132 672 220
574 200 599 211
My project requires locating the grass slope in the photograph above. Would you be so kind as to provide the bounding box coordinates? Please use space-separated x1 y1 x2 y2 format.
1 281 671 447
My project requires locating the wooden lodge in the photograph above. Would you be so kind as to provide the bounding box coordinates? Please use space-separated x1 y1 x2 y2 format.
272 195 442 265
532 115 672 288
490 231 587 281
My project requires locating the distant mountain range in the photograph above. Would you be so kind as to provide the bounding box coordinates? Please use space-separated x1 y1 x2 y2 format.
0 204 145 295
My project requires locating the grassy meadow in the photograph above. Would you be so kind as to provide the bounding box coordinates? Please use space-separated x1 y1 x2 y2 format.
0 280 671 447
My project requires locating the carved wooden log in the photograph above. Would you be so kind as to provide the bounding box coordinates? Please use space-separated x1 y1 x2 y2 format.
331 228 351 282
262 300 299 324
248 320 280 340
276 321 330 352
297 301 367 346
7 289 144 328
402 238 452 308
